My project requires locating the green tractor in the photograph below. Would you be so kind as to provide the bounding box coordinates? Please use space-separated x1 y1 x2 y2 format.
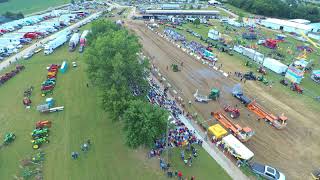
208 88 220 100
3 132 16 145
245 60 253 67
257 75 269 85
32 151 45 163
171 64 179 72
31 128 49 138
31 137 49 149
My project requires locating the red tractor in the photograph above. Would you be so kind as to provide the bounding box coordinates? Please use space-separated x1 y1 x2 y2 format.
23 97 32 106
257 66 267 75
41 84 54 91
224 105 240 118
290 83 303 94
36 120 52 128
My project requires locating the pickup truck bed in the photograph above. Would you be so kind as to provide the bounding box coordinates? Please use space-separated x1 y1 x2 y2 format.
251 162 265 174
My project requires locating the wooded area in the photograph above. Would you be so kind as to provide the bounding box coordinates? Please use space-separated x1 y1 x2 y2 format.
227 0 320 22
85 20 168 148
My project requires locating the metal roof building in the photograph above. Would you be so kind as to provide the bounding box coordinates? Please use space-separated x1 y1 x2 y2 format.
260 18 313 34
161 4 180 10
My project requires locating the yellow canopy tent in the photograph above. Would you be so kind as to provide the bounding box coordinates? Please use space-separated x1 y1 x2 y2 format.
208 124 228 139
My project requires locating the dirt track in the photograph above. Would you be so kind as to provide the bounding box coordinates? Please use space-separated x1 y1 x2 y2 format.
126 21 320 179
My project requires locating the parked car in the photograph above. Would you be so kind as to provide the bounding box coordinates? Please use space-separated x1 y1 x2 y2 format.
1 52 10 57
34 48 42 54
23 51 34 59
16 44 23 49
0 56 4 61
251 162 285 180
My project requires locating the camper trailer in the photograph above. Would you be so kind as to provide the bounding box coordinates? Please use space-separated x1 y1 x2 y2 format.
68 33 80 52
44 35 68 55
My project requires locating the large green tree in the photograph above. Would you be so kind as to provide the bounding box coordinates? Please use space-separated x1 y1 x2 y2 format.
123 100 169 148
85 20 149 120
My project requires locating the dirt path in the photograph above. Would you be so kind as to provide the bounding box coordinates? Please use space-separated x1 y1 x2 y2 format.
126 21 320 180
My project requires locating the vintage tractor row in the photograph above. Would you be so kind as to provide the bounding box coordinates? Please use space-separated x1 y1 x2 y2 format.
0 65 25 86
41 64 59 96
31 120 52 149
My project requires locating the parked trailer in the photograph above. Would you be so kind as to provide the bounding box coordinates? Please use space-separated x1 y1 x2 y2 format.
68 33 80 52
80 30 89 46
44 35 68 55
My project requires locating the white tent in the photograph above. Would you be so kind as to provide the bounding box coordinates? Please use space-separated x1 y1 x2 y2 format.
242 47 264 64
263 58 288 74
222 134 254 161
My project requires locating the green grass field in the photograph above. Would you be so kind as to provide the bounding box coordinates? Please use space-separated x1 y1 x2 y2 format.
0 0 68 14
0 27 230 180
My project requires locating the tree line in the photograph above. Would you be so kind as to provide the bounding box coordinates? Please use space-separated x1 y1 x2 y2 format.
85 20 168 148
0 0 9 3
227 0 320 22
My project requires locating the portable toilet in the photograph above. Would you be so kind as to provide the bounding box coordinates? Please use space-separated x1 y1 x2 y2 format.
46 97 55 107
60 61 68 73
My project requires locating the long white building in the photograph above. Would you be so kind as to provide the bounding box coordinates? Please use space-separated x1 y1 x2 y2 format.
260 18 313 34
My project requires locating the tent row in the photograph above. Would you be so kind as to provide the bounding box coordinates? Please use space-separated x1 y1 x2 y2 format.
233 45 288 74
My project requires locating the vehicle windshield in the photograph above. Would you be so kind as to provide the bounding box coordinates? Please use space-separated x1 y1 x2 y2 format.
275 171 280 179
266 167 275 174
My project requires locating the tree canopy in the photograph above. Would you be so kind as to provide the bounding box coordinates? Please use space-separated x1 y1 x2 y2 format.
123 100 168 148
85 20 168 149
85 19 149 120
227 0 320 22
193 18 200 28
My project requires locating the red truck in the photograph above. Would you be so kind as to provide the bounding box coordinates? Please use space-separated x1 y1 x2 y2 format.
24 32 38 39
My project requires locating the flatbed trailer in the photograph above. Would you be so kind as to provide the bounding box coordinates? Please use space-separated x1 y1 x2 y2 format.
247 101 287 129
212 112 254 142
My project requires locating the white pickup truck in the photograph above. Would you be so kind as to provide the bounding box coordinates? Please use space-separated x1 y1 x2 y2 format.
251 162 285 180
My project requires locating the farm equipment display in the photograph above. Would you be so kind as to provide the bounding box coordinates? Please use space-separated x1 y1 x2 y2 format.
257 66 267 75
224 105 240 118
31 120 52 149
263 39 279 49
36 121 52 128
194 88 220 102
41 64 60 96
290 83 303 94
247 101 288 129
23 97 32 106
211 112 254 142
3 132 16 145
280 79 289 86
31 137 49 149
207 39 233 55
0 65 25 86
257 75 269 85
31 128 49 138
23 86 34 97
